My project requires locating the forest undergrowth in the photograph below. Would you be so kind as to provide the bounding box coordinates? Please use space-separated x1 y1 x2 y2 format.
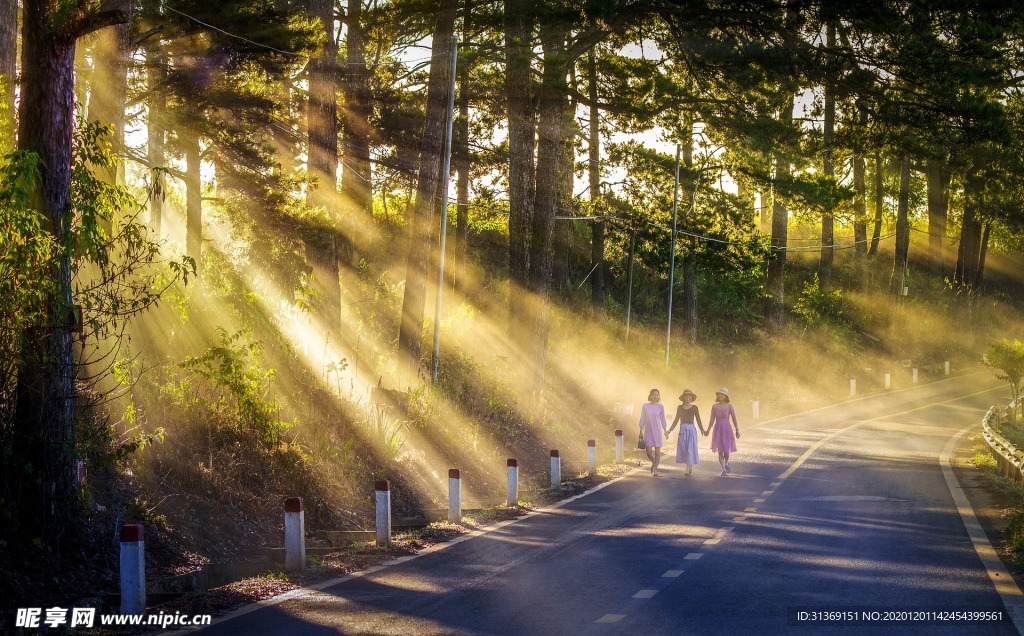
2 238 1021 616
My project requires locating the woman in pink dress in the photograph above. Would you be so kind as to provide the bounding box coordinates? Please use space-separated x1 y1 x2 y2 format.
639 388 668 477
708 387 740 476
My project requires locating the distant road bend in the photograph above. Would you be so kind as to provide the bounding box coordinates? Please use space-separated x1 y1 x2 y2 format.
193 373 1024 635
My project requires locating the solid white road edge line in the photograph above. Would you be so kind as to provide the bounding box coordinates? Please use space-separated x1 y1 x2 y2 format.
169 467 639 633
942 424 1024 632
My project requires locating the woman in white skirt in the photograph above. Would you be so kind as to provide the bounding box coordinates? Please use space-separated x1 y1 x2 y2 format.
667 389 704 476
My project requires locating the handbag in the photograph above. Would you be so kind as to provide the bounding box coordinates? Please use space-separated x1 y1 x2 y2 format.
637 430 646 450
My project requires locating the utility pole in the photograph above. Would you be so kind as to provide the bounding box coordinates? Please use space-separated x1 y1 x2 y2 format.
625 228 636 343
665 143 681 367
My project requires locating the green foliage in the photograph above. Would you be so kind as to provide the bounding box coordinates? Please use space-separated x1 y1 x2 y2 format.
793 275 850 332
0 152 52 422
72 121 196 350
180 328 292 445
983 339 1024 422
359 407 406 465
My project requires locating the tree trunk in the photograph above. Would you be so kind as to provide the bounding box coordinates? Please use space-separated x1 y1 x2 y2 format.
852 153 866 255
339 0 373 265
397 0 457 384
679 116 697 344
86 20 130 186
306 0 341 338
817 22 835 288
956 149 985 293
868 152 884 257
765 97 793 332
0 0 16 148
759 188 770 229
552 73 574 296
453 0 470 293
925 155 950 276
852 152 868 287
14 0 128 542
890 155 910 297
185 130 202 266
147 47 166 235
587 49 605 320
977 220 992 290
504 0 535 336
526 22 565 393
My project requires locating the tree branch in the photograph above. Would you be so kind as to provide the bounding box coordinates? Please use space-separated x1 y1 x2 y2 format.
67 1 130 40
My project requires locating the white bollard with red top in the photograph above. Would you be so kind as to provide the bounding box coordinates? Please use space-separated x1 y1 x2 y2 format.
448 469 462 523
550 450 561 488
284 497 305 572
119 524 146 615
614 429 623 463
587 440 597 476
506 459 519 506
375 480 391 546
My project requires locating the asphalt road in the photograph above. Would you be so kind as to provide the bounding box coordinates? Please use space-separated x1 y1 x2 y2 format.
195 372 1023 635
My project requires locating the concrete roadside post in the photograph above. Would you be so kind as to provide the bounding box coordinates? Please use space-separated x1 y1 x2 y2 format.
885 371 891 390
587 440 597 476
912 366 918 384
945 360 950 375
448 469 462 523
284 497 305 572
119 524 146 615
375 480 391 547
752 397 760 421
850 376 856 397
506 459 519 506
550 450 561 489
614 430 623 463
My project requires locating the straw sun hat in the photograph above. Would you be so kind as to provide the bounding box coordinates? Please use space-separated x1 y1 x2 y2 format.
715 387 730 402
679 389 697 401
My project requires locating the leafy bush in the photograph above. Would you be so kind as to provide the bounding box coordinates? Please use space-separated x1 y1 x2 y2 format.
178 328 291 446
793 274 849 332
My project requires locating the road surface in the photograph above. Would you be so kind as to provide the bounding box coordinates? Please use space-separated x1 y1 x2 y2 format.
194 372 1023 635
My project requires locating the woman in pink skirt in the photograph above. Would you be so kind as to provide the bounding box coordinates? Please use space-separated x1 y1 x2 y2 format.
667 389 703 476
708 387 740 476
639 388 668 477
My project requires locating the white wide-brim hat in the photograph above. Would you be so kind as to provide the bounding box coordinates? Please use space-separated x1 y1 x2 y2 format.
715 387 730 402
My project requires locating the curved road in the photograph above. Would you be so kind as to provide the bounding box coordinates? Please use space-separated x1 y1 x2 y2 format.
194 373 1023 635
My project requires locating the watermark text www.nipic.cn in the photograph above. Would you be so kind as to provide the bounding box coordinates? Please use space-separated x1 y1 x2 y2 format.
16 607 213 629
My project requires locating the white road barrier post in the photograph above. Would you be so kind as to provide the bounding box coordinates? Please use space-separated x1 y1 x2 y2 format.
550 450 561 489
885 371 891 390
614 429 624 463
506 459 519 506
850 376 856 397
945 360 950 375
375 480 391 547
587 440 597 476
912 366 919 384
119 524 146 615
284 497 305 572
752 397 760 421
448 468 462 523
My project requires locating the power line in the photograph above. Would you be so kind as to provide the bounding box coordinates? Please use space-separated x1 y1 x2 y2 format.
163 7 433 65
164 6 309 58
